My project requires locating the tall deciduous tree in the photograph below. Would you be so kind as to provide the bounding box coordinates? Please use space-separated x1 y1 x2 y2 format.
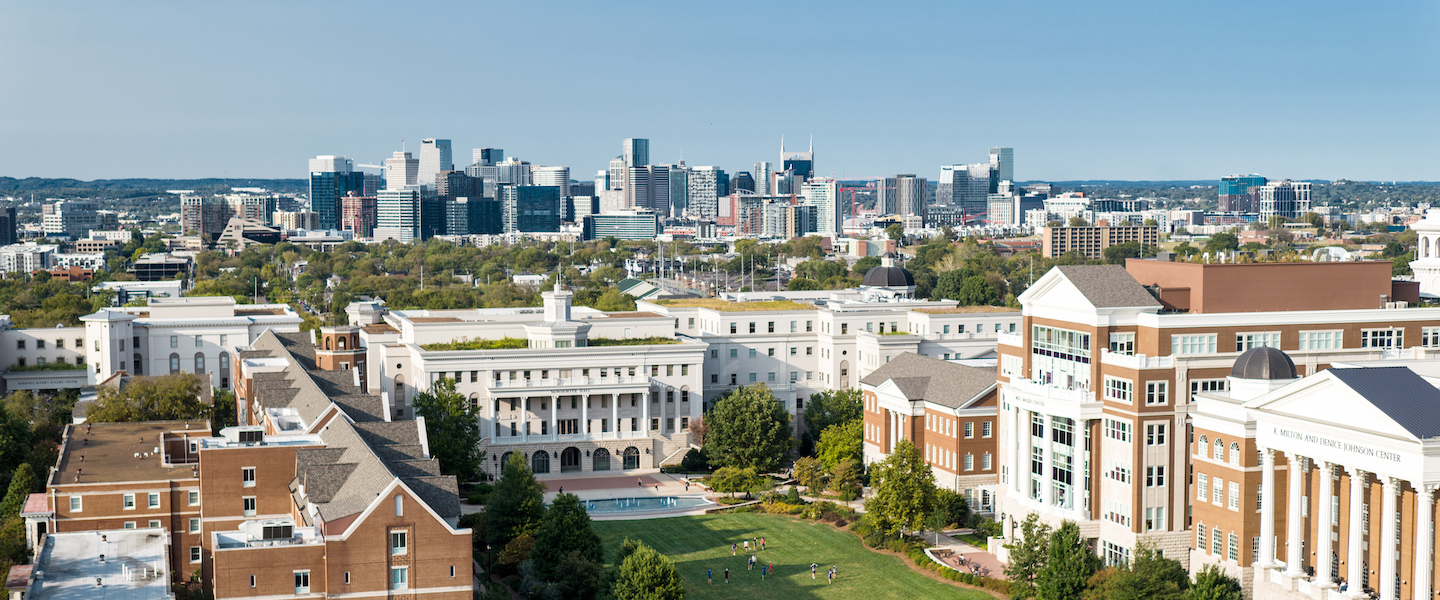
703 384 792 472
0 463 37 519
530 493 603 580
85 373 208 423
792 456 826 491
485 453 546 546
613 543 684 600
802 388 861 455
1004 513 1053 599
863 438 936 534
1036 521 1100 600
814 420 861 470
412 377 484 481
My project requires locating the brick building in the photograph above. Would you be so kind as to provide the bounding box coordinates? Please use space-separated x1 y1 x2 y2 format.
1041 225 1159 259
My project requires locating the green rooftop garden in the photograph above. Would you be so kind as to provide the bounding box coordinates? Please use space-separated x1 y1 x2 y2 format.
9 362 87 372
421 337 529 351
655 298 811 311
587 336 680 346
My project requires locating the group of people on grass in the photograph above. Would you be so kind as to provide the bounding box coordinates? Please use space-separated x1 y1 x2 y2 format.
708 536 838 585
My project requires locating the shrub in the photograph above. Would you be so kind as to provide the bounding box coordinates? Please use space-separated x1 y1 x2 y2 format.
786 485 802 504
679 448 709 472
838 490 858 502
466 492 489 505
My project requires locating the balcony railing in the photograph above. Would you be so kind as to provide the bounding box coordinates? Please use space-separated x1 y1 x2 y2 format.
1008 377 1096 404
490 430 650 444
1099 349 1174 369
997 331 1023 348
490 375 649 389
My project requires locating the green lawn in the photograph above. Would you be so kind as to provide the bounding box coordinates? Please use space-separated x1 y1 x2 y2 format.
592 513 993 600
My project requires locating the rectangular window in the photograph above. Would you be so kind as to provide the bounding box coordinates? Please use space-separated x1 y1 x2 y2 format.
730 322 736 334
964 454 974 471
124 493 135 509
191 547 202 563
1212 528 1223 555
1235 331 1281 351
982 421 992 438
391 567 408 590
1103 377 1133 403
1213 477 1224 505
148 519 161 528
1145 466 1166 486
1361 328 1403 349
295 571 310 594
1104 418 1132 442
1145 423 1167 445
148 492 160 508
1227 533 1239 561
170 335 178 348
749 373 756 382
189 518 200 533
1145 381 1168 406
242 467 255 487
1300 329 1344 350
70 496 82 512
189 490 200 506
748 349 756 358
14 340 21 350
1198 473 1208 500
1171 334 1217 355
730 349 737 358
124 522 135 529
964 422 974 438
1109 332 1135 355
1191 379 1228 395
344 572 350 585
243 496 256 516
1229 481 1240 511
1198 523 1208 554
982 453 992 470
767 348 775 357
391 531 407 555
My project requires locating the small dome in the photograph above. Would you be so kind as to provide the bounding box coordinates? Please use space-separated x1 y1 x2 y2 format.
862 264 914 287
1231 347 1297 380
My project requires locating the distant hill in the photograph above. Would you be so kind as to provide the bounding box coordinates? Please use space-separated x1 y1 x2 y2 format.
0 177 308 197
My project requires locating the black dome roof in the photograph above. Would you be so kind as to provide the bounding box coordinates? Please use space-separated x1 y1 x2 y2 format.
1231 346 1297 380
862 264 914 287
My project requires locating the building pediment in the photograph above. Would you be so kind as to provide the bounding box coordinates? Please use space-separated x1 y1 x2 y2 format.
1243 373 1417 442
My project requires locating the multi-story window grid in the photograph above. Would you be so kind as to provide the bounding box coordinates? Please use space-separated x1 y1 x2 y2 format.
1104 418 1132 442
1300 329 1344 350
1191 379 1228 395
1424 326 1440 348
1197 473 1208 500
1050 416 1076 508
1144 381 1168 406
1103 377 1133 403
1144 507 1165 531
1227 533 1239 561
1235 331 1281 351
1145 466 1166 486
1108 332 1135 355
1030 446 1045 501
1031 325 1091 388
1197 523 1208 553
1105 460 1132 484
1212 528 1223 555
1103 541 1130 567
1213 477 1224 505
1361 328 1404 348
1171 333 1217 355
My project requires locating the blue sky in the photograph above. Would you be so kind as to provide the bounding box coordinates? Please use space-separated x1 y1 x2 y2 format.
1 1 1436 181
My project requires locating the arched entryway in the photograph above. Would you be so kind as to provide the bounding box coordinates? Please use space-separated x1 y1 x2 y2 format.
839 360 850 388
560 447 581 472
622 446 640 470
593 448 611 471
532 450 551 474
500 451 515 469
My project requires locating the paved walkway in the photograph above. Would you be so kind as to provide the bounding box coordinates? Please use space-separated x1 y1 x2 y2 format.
922 529 1006 580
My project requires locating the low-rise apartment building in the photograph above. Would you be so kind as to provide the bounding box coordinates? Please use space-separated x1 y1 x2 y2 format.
861 352 1000 511
1042 225 1159 259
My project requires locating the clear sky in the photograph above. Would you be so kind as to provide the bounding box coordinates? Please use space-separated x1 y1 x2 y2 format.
1 0 1436 182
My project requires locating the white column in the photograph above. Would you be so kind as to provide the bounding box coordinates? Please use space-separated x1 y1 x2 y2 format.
582 394 589 435
1285 454 1306 577
1415 484 1436 600
1380 477 1400 600
549 395 558 439
1011 405 1024 495
642 390 651 433
1316 462 1336 587
522 397 529 443
1347 469 1368 598
610 394 617 437
1259 448 1278 568
1040 416 1053 508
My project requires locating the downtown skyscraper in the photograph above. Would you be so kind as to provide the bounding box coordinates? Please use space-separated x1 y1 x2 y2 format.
418 138 453 186
308 155 364 230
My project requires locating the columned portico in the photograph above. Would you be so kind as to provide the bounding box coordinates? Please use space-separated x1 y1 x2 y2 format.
1285 453 1307 578
1315 461 1336 588
1416 484 1436 600
1259 448 1277 567
1346 469 1368 599
1380 477 1399 600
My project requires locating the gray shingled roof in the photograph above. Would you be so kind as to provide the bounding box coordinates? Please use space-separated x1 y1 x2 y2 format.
858 353 996 408
1055 265 1163 308
1328 367 1440 439
244 330 462 522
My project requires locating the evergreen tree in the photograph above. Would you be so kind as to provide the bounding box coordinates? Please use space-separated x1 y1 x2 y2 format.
613 543 683 600
530 493 603 580
485 453 545 546
1187 564 1244 600
1035 521 1100 600
1109 544 1188 600
1004 514 1052 599
0 463 37 518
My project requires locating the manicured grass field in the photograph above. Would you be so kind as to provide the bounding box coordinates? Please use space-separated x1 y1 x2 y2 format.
592 513 993 600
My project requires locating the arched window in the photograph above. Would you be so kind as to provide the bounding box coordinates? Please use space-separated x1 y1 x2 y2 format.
338 337 347 350
1213 439 1224 461
169 353 180 374
1229 442 1241 464
394 375 406 404
394 494 403 516
219 352 231 389
1424 237 1431 258
1198 435 1208 455
133 353 142 375
325 338 332 350
194 353 205 375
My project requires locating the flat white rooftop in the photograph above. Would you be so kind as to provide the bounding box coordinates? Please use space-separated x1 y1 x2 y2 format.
27 529 172 600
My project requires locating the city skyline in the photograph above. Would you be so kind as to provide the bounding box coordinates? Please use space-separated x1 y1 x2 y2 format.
0 1 1436 181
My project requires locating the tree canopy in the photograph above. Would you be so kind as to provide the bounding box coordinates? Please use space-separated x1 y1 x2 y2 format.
612 542 684 600
84 373 208 423
814 420 861 470
485 453 546 546
863 438 936 534
802 388 861 454
702 384 792 472
1035 521 1100 600
412 377 485 481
